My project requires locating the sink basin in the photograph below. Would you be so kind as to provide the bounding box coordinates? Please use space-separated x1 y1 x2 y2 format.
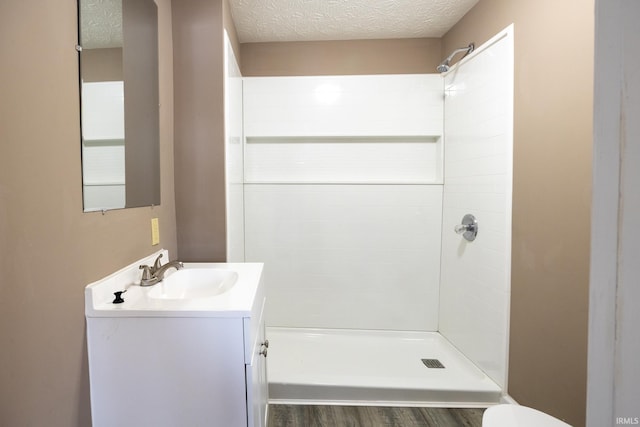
147 268 238 300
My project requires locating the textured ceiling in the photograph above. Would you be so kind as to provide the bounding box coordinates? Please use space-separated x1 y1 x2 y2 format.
79 0 123 49
229 0 479 43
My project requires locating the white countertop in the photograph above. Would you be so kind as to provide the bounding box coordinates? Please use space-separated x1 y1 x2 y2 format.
85 250 264 318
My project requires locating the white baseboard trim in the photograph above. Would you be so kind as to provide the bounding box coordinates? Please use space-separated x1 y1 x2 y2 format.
269 398 495 408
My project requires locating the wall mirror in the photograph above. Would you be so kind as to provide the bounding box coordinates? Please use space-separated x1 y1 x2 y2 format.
78 0 160 212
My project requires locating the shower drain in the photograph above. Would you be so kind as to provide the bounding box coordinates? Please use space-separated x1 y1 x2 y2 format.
421 358 445 369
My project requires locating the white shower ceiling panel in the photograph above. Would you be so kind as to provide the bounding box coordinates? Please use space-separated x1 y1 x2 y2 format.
229 0 479 43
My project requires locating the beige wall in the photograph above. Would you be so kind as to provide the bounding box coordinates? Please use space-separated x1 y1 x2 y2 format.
171 0 239 262
172 0 227 262
241 38 442 76
81 48 123 82
123 0 161 208
0 0 177 425
443 1 593 425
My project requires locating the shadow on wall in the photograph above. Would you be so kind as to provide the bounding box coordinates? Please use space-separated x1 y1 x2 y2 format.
76 326 92 424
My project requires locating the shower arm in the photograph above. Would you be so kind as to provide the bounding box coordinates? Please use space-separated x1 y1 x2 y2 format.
437 43 475 72
445 44 474 63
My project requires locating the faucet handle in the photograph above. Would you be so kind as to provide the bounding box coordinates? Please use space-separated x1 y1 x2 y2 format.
151 254 164 273
139 265 159 286
139 265 153 280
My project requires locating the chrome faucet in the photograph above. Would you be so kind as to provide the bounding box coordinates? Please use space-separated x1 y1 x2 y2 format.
154 260 184 280
139 254 184 286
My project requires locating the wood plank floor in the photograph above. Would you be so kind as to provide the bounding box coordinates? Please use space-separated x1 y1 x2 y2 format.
268 405 485 427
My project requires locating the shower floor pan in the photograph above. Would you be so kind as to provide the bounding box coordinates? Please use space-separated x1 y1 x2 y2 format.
266 327 502 407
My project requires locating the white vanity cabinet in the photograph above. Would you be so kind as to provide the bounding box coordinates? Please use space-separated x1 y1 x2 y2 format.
245 298 269 427
85 258 268 427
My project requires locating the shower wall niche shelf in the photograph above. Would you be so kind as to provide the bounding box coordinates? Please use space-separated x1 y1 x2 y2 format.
243 74 445 185
244 135 442 184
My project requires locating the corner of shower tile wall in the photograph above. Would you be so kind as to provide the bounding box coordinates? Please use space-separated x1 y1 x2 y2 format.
438 27 514 389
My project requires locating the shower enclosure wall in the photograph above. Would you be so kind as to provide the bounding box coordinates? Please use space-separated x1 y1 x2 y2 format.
225 26 514 406
243 74 445 333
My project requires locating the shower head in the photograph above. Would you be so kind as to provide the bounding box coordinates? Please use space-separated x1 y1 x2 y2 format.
436 43 475 73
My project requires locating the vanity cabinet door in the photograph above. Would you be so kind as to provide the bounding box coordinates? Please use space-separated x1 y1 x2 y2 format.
245 300 268 427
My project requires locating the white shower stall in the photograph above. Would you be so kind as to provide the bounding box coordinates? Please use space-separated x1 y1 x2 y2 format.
225 26 514 407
